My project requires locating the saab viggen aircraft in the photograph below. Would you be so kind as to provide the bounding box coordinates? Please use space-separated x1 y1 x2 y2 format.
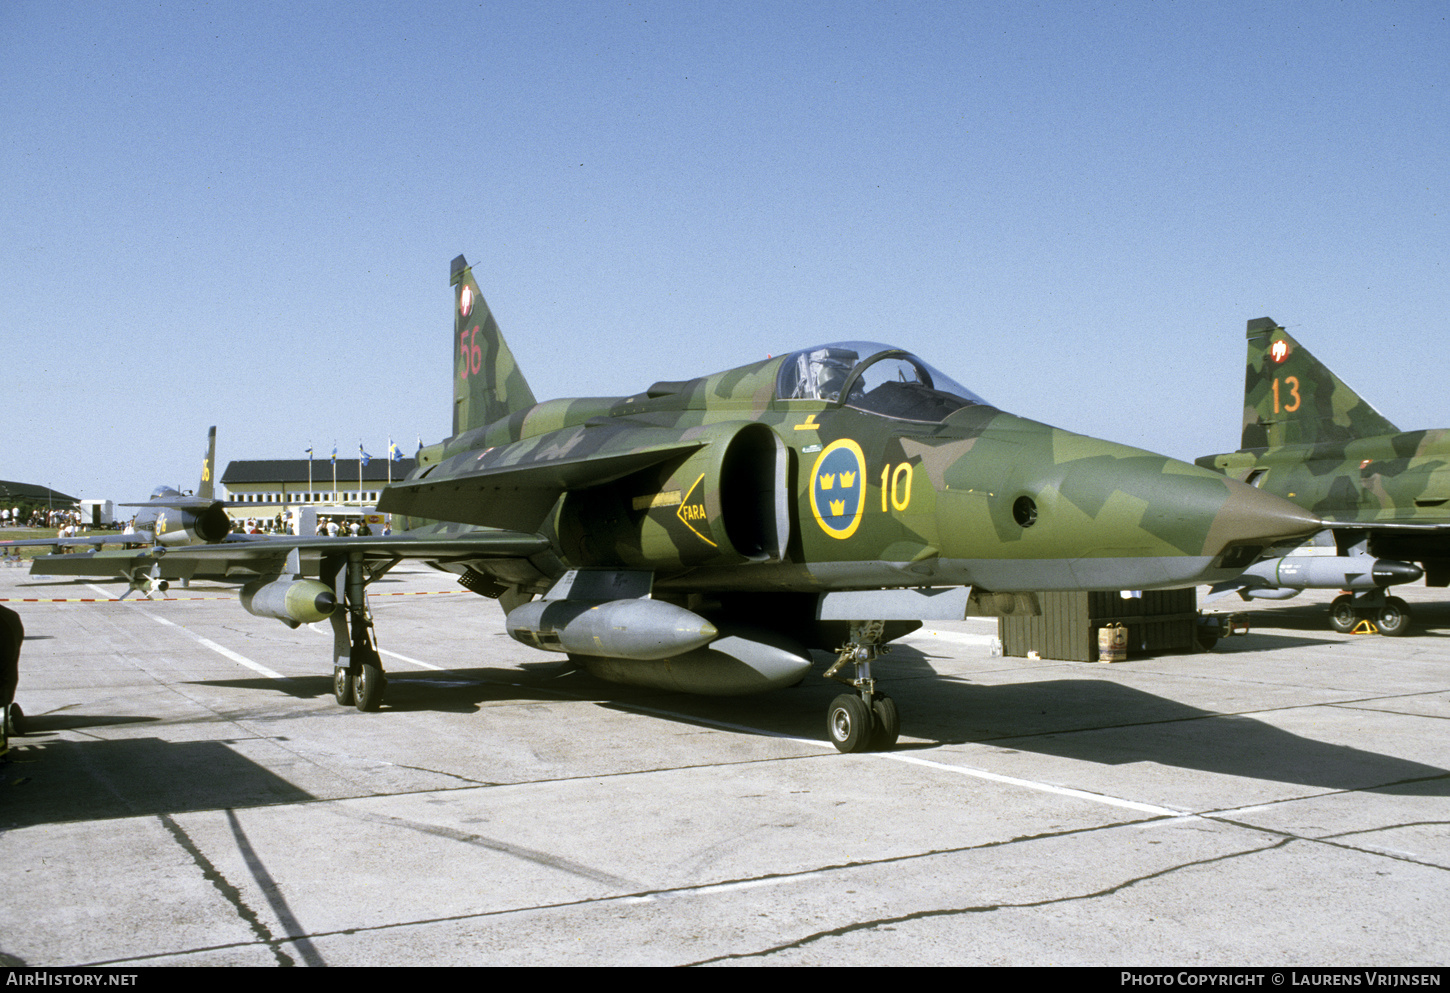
32 257 1322 751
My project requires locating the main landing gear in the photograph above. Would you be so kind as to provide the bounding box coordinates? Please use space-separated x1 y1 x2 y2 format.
329 552 388 711
334 651 387 711
1329 590 1411 636
822 620 900 753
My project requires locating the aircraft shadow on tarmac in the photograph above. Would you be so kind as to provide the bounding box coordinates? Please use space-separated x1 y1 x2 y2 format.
899 675 1449 796
579 648 1450 797
1205 632 1355 652
170 649 1450 802
179 670 603 713
0 737 313 830
875 642 1449 793
10 711 159 734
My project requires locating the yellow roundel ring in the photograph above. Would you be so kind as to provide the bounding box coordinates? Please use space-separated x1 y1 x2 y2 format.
810 438 867 540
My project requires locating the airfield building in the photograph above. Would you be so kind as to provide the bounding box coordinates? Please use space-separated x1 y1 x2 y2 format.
219 458 417 510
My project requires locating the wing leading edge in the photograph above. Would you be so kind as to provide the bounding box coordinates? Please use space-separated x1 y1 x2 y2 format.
27 528 551 584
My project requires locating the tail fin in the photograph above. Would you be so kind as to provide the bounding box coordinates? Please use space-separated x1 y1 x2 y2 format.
198 426 216 500
1241 317 1398 451
451 255 537 437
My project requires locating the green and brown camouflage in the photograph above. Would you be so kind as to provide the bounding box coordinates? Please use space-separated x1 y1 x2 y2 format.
1198 318 1450 528
1196 318 1450 597
452 255 536 437
383 263 1321 601
1238 317 1399 451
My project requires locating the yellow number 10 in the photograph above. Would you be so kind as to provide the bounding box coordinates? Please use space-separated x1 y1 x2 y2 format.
879 462 913 512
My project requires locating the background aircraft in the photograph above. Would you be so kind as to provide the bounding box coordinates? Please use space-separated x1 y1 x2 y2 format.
1197 318 1450 634
3 428 260 592
4 427 235 544
117 425 238 547
30 257 1321 752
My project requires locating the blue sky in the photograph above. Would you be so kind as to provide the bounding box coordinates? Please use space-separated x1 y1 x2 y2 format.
3 0 1446 504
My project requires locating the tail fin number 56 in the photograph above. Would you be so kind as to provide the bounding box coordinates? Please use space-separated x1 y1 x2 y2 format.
460 327 482 379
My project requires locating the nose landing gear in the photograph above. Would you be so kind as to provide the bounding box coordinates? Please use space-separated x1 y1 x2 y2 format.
823 620 900 753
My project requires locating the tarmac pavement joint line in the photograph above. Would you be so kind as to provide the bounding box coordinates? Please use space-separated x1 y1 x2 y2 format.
155 811 320 968
72 786 1442 968
680 835 1297 966
77 817 1186 967
333 807 638 888
1204 805 1450 872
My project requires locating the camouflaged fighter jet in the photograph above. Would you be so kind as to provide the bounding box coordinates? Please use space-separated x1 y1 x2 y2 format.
1197 318 1450 635
31 257 1322 752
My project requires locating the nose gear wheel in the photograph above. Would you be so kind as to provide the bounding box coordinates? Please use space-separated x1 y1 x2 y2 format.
822 620 899 753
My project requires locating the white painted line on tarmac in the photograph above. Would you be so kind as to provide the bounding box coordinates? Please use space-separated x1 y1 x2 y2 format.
900 630 999 649
877 753 1184 816
378 648 444 671
143 612 288 680
621 871 831 904
301 620 444 670
614 701 1185 817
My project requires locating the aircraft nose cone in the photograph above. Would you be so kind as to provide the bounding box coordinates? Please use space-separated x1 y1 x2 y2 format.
1203 481 1323 558
1373 560 1424 586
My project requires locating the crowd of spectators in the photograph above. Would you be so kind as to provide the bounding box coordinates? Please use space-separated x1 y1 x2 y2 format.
0 507 89 530
232 514 287 535
314 516 374 537
230 513 386 537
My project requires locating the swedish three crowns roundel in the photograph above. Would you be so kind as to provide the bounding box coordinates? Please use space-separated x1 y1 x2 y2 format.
810 438 866 539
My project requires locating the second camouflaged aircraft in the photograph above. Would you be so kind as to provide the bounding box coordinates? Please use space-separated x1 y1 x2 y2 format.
33 257 1321 751
1198 318 1450 635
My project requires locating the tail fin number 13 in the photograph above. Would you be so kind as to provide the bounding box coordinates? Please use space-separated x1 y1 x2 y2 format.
1272 376 1301 414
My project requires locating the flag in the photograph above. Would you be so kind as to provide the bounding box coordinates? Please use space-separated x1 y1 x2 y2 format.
359 443 371 467
330 444 337 466
305 446 313 459
389 439 402 462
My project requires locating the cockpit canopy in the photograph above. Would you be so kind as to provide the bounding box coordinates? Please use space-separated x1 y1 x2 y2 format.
774 341 990 422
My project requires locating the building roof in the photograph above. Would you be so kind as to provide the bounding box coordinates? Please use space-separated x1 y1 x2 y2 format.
0 479 80 504
221 459 418 486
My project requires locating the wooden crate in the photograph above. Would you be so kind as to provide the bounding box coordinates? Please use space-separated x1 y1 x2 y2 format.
999 589 1198 662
